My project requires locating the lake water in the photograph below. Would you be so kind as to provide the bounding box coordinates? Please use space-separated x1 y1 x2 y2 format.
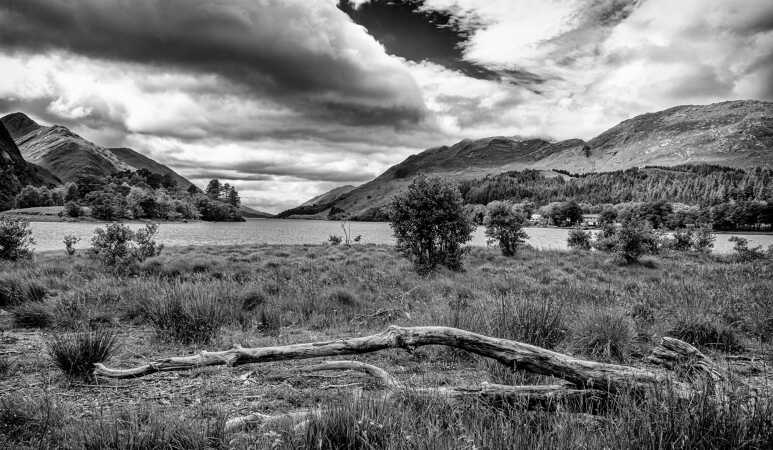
24 219 773 254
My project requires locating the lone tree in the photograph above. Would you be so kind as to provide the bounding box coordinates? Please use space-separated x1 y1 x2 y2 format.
483 201 529 256
389 176 475 273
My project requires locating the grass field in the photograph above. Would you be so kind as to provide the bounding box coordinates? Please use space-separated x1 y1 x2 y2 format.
1 244 771 449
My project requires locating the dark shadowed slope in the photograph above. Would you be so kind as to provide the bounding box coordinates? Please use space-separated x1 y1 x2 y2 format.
0 122 60 209
283 100 773 220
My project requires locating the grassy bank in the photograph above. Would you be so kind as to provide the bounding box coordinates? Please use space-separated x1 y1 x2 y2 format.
1 244 771 449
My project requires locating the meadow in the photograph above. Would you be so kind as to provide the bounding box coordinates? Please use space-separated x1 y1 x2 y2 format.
1 243 772 449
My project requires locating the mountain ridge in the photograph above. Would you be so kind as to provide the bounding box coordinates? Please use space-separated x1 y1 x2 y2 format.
282 100 773 220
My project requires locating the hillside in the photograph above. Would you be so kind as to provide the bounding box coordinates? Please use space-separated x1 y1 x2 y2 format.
240 205 274 218
283 100 773 220
107 147 196 192
1 113 132 182
0 121 59 209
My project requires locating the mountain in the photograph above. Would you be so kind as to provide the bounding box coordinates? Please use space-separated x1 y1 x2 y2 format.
0 112 200 192
1 113 133 182
301 185 356 207
282 100 773 220
240 205 274 218
107 147 196 192
0 121 59 209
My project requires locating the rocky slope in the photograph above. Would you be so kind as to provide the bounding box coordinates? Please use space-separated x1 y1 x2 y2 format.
284 100 773 220
0 122 59 209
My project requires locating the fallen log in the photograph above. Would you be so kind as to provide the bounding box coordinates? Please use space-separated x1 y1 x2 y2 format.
94 325 694 396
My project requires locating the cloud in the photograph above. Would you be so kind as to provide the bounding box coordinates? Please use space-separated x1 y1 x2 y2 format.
1 0 772 213
0 0 426 127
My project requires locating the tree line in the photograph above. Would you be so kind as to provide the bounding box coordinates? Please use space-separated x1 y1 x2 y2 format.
457 165 773 231
12 170 244 222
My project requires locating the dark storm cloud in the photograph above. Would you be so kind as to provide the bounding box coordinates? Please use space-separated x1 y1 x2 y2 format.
338 0 543 87
0 0 426 127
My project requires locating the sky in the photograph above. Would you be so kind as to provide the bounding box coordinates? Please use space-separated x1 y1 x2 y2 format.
1 0 772 213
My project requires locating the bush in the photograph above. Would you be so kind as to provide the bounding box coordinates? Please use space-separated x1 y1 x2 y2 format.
63 234 80 256
567 227 592 250
328 235 342 246
0 217 34 261
594 219 658 264
571 309 634 362
669 314 743 352
12 301 54 328
63 201 82 218
483 201 529 256
90 223 162 270
671 229 693 251
47 328 118 380
389 176 475 273
134 223 163 259
692 226 715 252
729 236 767 262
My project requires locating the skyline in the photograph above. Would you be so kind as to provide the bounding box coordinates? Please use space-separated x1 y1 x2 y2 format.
1 0 772 212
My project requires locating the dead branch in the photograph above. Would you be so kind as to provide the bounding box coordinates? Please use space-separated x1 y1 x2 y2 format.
94 325 694 395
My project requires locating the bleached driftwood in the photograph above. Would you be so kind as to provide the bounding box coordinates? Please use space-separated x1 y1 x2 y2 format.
95 325 699 396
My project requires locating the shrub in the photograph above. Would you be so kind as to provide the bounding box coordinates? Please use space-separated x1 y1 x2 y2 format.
729 236 767 262
670 229 693 251
483 201 529 256
90 223 162 270
389 175 475 273
47 328 118 380
594 219 658 264
63 234 80 256
63 201 82 218
12 301 54 328
691 226 715 252
328 235 342 246
571 309 634 362
0 217 34 261
567 227 592 250
134 223 163 260
669 314 743 352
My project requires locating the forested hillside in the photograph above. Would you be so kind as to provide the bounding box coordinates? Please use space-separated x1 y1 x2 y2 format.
460 165 771 207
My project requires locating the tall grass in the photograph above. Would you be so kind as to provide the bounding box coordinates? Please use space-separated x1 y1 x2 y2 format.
47 328 119 380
